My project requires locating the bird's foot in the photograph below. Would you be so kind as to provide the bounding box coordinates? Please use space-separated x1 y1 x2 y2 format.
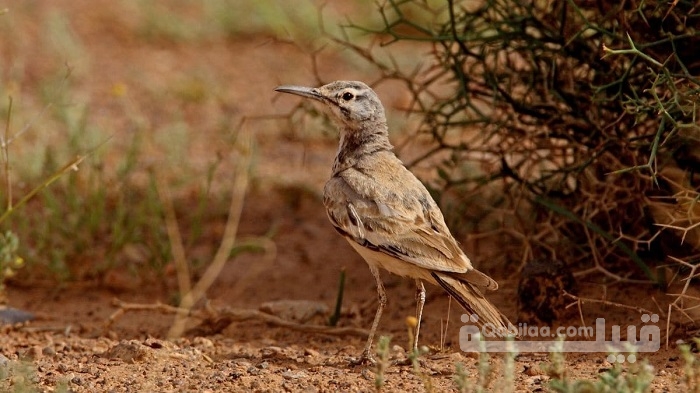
349 350 377 366
392 356 411 366
392 347 427 366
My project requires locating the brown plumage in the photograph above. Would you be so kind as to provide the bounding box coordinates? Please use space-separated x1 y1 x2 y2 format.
275 80 511 364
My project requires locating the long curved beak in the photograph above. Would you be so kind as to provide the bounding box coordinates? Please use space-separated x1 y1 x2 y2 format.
274 85 325 102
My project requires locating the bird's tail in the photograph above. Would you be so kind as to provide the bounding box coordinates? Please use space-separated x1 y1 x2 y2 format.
431 272 515 335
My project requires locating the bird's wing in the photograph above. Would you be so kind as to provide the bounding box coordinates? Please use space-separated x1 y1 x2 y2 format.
324 166 497 290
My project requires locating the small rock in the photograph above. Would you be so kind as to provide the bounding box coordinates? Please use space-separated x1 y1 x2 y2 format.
282 370 308 379
233 359 251 368
429 364 451 376
42 346 56 357
247 366 261 376
144 337 172 349
0 307 34 324
25 346 43 360
523 364 545 376
259 300 329 323
304 348 320 357
460 350 481 360
0 354 9 367
103 340 149 363
193 337 214 348
449 352 465 362
261 346 282 358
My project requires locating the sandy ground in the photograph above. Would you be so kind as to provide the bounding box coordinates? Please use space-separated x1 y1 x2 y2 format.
1 183 694 392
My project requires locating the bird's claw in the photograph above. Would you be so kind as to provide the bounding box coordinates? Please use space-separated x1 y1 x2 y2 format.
349 350 377 366
391 347 426 366
392 355 426 367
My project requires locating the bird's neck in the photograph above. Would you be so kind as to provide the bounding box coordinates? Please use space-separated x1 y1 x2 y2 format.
332 122 393 175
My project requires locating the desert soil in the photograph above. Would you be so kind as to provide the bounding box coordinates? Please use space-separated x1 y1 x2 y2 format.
0 1 696 392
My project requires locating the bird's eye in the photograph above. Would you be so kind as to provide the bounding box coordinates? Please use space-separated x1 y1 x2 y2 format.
342 92 354 101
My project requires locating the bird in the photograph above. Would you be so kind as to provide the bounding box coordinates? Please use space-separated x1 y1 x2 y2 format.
275 80 512 364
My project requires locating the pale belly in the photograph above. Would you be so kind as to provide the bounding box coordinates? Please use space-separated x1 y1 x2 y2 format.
346 238 438 285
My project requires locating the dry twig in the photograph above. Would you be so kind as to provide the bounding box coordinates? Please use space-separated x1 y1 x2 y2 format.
108 298 369 337
563 290 657 333
665 256 700 348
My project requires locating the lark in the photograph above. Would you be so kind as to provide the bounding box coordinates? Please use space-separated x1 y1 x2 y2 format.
275 81 511 364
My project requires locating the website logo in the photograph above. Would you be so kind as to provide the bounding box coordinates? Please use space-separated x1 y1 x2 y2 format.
459 313 660 363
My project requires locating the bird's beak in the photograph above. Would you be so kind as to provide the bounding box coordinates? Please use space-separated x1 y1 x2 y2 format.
274 85 325 102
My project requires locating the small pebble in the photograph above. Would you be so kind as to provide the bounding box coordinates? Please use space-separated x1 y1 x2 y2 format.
27 346 43 360
42 346 56 357
233 359 251 368
247 366 261 376
193 337 214 348
282 370 307 379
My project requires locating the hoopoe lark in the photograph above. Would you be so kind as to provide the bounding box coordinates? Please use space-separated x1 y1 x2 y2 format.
275 81 511 364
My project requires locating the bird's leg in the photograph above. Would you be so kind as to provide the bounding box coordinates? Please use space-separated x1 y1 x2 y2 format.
353 264 386 366
413 279 426 353
392 279 427 366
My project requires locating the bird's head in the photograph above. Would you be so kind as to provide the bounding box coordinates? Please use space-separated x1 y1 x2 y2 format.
275 81 386 131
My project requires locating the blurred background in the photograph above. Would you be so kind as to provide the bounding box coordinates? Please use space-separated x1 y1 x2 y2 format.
0 1 376 279
0 0 447 337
